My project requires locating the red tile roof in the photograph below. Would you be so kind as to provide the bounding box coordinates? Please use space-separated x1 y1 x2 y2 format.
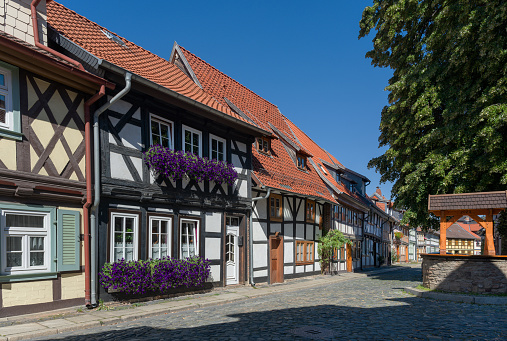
0 30 110 90
178 45 337 202
46 1 259 130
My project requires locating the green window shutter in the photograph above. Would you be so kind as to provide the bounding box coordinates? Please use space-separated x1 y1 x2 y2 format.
57 210 81 272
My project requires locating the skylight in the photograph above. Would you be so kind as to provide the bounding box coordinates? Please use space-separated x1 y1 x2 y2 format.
101 30 126 47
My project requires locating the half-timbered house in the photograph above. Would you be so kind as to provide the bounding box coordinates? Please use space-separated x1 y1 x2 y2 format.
173 44 375 281
46 1 269 303
284 120 370 273
0 0 110 316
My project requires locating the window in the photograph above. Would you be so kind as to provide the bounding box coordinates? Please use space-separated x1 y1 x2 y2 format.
270 194 283 221
148 215 171 259
306 200 315 222
256 137 270 154
182 125 202 156
0 62 21 139
296 153 306 170
110 212 139 262
150 114 173 148
210 134 226 161
180 219 199 258
1 211 50 273
296 240 314 264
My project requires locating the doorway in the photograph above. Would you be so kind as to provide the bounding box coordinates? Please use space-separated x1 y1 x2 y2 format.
226 216 240 285
269 234 284 284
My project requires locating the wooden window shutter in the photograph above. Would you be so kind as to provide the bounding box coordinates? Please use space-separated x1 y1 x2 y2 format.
57 210 81 271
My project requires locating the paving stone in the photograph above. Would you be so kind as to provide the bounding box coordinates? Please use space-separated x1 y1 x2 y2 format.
37 319 76 329
0 323 47 336
26 266 507 340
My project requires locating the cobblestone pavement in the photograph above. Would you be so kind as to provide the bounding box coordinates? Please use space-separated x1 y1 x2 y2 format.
31 265 507 340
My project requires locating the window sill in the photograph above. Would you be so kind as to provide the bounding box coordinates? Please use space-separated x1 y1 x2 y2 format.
270 216 283 222
0 127 23 141
0 272 57 283
295 261 314 265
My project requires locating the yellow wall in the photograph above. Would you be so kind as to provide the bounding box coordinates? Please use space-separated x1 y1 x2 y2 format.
0 138 16 170
61 272 85 300
2 280 53 307
27 77 85 179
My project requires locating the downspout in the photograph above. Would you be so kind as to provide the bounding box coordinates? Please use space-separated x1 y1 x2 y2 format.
250 187 271 287
89 72 132 307
30 0 85 71
83 85 105 307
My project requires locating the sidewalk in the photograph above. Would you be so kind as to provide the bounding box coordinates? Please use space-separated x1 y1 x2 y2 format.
0 267 401 341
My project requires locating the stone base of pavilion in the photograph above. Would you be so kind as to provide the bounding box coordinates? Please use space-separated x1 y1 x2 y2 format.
421 254 507 294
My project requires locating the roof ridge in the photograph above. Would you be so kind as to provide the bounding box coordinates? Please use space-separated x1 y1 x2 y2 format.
179 45 279 109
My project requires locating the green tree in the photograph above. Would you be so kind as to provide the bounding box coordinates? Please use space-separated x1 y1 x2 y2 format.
359 0 507 228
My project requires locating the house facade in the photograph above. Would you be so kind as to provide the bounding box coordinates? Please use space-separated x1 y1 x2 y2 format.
47 1 269 305
0 0 110 316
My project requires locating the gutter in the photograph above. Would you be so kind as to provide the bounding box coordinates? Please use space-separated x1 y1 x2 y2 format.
31 0 85 71
250 187 271 287
83 85 106 306
89 72 132 307
97 59 270 137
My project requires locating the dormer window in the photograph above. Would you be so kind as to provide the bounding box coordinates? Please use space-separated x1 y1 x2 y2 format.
297 153 306 170
256 137 270 154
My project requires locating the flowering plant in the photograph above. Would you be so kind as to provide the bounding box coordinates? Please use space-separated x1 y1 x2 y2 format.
99 257 211 295
394 232 404 240
144 145 238 186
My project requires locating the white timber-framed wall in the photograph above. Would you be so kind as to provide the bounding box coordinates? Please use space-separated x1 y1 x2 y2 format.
251 188 326 283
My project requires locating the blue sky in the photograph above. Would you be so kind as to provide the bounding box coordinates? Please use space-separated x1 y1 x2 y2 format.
56 0 394 199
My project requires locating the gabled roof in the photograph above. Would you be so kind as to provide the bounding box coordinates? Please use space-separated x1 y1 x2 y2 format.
447 223 481 240
46 1 264 134
428 191 507 212
176 45 337 202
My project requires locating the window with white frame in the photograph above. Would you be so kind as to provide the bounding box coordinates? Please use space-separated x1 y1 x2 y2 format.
1 210 50 274
150 114 173 149
180 219 199 258
0 66 12 130
182 125 202 156
149 215 171 259
209 134 226 161
110 212 139 262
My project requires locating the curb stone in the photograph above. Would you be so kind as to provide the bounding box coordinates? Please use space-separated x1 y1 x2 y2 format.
0 266 402 340
404 287 507 305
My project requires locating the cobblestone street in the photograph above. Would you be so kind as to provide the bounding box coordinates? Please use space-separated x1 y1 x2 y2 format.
31 265 507 340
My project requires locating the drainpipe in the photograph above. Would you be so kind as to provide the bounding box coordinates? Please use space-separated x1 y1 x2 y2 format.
83 85 105 307
89 72 132 307
250 187 271 287
30 0 85 71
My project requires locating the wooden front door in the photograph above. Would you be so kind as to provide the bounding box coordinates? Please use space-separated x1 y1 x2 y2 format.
269 235 283 283
346 243 353 272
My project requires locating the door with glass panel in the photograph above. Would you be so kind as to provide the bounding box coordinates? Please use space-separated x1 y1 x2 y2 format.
149 216 171 259
226 216 239 285
181 219 198 258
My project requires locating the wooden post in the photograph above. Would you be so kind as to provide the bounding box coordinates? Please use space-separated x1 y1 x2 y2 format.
439 211 448 254
485 209 495 256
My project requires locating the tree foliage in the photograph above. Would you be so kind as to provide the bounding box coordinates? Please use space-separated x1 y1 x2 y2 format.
317 229 351 271
359 0 507 228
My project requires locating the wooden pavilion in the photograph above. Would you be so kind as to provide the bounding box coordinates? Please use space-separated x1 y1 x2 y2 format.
428 191 507 255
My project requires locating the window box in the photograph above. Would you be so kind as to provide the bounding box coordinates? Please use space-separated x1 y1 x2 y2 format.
144 145 238 186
